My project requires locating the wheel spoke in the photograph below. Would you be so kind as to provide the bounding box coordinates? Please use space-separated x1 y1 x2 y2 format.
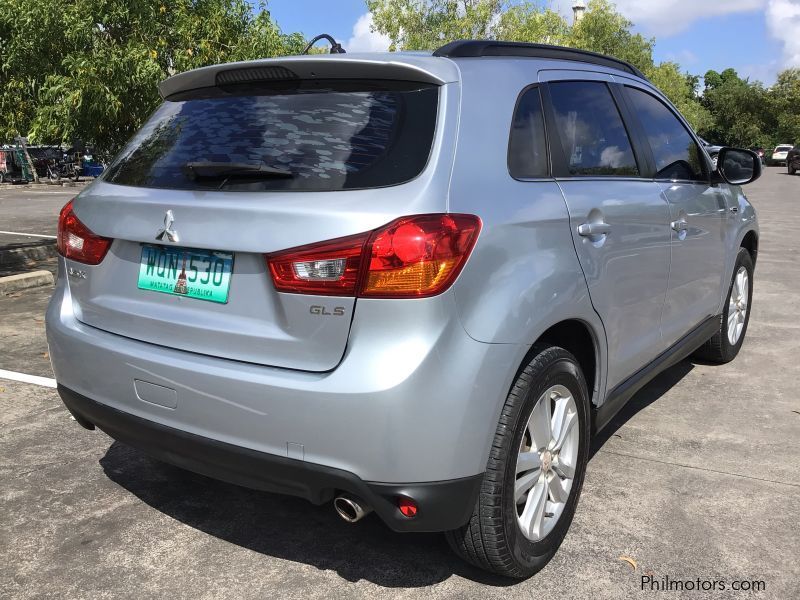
515 469 540 503
547 473 568 503
528 395 552 450
552 410 577 452
516 450 541 474
519 480 547 539
728 312 738 342
553 456 575 479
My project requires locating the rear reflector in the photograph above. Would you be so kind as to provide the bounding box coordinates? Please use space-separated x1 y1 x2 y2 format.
57 200 112 265
267 214 481 298
397 497 418 518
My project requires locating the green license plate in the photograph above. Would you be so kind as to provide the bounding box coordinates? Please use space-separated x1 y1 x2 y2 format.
137 245 234 303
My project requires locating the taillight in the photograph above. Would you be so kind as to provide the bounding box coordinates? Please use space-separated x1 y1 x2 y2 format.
57 199 112 265
267 214 481 298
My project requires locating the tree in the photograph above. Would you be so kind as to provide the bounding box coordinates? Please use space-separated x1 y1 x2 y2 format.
700 68 774 147
367 0 503 51
0 0 304 156
770 68 800 145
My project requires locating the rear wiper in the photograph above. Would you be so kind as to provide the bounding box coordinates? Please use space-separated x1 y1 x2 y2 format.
182 161 293 180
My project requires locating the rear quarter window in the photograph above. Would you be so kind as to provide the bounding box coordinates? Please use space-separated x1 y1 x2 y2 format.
103 80 439 192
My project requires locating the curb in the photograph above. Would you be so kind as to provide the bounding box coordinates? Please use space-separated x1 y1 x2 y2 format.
0 240 57 269
0 270 54 295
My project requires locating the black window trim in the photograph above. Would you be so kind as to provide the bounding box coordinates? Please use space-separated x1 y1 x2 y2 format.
507 83 553 181
540 80 647 180
619 83 712 186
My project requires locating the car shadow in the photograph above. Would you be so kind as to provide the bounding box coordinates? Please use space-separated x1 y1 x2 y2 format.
98 359 696 587
99 442 512 587
590 360 694 458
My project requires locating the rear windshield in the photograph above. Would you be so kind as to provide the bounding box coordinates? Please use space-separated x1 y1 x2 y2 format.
103 80 439 191
776 146 793 151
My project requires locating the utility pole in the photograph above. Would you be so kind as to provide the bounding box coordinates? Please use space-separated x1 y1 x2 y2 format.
573 0 586 25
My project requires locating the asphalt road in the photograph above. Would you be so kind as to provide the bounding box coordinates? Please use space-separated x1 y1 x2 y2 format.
1 169 799 599
0 184 79 246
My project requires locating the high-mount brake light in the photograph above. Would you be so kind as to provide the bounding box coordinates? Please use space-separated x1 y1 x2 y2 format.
57 199 112 265
266 214 481 298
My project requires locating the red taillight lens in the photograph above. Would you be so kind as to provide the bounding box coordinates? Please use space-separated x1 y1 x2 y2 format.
268 232 368 295
266 214 481 298
57 199 112 265
361 214 481 298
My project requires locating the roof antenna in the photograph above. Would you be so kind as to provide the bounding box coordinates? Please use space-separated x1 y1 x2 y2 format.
303 34 346 55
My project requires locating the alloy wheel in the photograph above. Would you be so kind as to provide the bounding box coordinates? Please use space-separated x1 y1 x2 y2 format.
727 266 749 345
514 384 579 542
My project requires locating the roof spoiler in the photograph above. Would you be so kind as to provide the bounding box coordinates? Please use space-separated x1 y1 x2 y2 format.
158 56 455 99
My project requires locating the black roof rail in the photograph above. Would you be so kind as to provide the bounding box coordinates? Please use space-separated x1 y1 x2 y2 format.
433 40 648 80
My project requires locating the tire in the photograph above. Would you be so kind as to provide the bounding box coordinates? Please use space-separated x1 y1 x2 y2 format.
446 345 590 578
693 247 754 363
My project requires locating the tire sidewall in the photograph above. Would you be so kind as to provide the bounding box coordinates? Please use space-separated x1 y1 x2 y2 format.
501 351 590 571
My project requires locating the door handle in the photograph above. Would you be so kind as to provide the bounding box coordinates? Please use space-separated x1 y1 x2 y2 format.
670 219 688 232
577 222 611 236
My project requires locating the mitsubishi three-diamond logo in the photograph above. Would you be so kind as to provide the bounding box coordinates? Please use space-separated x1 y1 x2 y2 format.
156 209 179 243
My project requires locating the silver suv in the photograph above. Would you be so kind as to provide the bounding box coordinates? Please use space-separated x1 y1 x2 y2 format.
46 41 761 578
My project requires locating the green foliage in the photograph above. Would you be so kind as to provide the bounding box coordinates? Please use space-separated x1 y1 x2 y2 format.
1 0 796 156
700 69 775 148
366 0 503 51
0 0 304 156
646 62 712 132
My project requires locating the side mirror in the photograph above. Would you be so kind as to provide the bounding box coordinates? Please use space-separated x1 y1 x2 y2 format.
716 147 762 185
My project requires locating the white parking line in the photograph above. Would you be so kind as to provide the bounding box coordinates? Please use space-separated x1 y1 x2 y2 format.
0 369 57 388
0 231 57 239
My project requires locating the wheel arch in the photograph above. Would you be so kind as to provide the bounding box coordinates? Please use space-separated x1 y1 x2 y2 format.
513 318 602 410
740 229 758 266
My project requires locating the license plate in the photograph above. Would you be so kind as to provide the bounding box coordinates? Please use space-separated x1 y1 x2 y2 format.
137 245 234 303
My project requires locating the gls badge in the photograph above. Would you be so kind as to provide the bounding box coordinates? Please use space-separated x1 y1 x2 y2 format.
310 305 346 316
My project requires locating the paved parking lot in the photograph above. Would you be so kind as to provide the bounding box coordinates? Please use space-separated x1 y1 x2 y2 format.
1 170 799 599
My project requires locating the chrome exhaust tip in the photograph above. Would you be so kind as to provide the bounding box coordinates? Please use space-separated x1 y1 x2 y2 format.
334 494 372 523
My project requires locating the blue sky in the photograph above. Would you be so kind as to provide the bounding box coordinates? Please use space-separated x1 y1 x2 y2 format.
265 0 800 85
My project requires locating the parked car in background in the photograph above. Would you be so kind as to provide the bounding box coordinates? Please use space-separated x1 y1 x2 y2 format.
767 144 794 166
47 41 762 579
788 145 800 175
699 137 723 168
749 147 766 164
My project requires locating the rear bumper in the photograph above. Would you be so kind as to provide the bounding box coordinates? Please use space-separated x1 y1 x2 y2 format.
59 385 481 532
47 259 525 530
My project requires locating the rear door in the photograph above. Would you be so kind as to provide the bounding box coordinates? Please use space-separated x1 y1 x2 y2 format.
622 85 728 346
66 77 444 371
541 78 671 391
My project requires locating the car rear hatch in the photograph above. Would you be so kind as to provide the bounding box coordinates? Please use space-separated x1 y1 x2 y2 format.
64 56 459 371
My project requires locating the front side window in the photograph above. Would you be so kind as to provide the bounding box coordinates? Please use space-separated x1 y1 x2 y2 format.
508 86 549 178
103 80 439 192
548 81 639 177
625 86 706 182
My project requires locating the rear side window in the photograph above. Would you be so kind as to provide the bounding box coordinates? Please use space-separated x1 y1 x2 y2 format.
625 86 706 182
103 80 438 191
508 86 548 178
548 81 639 177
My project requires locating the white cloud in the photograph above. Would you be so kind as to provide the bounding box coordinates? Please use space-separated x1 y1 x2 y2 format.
766 0 800 67
346 12 391 53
